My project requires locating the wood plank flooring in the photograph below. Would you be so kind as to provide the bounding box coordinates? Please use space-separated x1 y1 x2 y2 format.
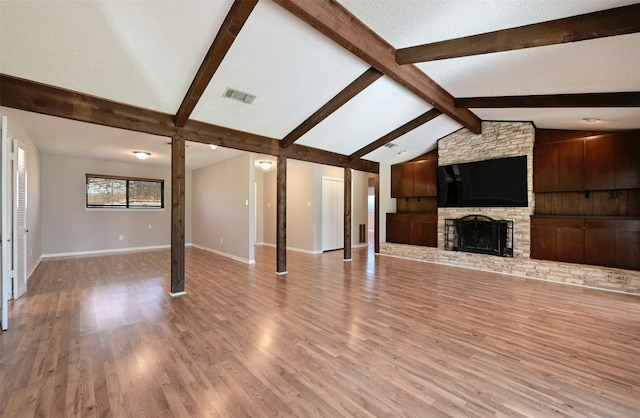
1 246 639 417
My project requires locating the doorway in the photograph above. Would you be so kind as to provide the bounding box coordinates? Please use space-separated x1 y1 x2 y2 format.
321 177 344 252
1 116 28 331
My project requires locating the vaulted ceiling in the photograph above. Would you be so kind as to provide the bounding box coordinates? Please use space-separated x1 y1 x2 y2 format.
1 0 639 170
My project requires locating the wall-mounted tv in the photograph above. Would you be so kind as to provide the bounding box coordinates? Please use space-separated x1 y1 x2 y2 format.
437 155 528 207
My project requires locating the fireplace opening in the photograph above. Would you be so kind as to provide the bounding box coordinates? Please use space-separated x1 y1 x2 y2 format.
445 215 513 257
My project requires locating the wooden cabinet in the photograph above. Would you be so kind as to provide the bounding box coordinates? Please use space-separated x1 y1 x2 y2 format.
585 136 614 190
534 140 584 192
584 219 640 270
386 213 411 244
533 142 559 192
558 140 585 191
387 213 437 247
531 216 640 270
535 132 640 193
413 159 437 197
391 163 414 198
391 159 437 198
530 217 583 264
409 214 438 247
615 132 640 189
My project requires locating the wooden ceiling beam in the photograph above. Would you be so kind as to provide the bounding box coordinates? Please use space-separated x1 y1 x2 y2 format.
280 67 382 148
273 0 481 134
0 74 378 173
397 4 640 64
455 92 640 108
349 108 442 161
174 0 258 127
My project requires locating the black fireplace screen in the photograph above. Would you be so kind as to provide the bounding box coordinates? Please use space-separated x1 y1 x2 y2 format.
445 215 514 257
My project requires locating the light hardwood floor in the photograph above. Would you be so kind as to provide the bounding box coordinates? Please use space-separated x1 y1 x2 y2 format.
1 246 639 417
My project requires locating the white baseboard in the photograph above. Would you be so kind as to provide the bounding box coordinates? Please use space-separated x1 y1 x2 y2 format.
42 244 171 259
27 256 43 280
257 243 322 255
191 244 255 265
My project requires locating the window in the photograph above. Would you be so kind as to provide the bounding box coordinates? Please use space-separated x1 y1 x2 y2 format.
86 174 164 209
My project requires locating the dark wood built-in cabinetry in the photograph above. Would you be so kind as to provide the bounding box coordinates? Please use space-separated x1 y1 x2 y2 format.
534 131 640 193
391 158 437 198
532 130 640 271
388 150 438 247
531 216 640 270
386 213 438 247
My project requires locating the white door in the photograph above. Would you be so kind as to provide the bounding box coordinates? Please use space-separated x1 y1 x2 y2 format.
322 177 344 251
1 116 9 330
13 140 27 299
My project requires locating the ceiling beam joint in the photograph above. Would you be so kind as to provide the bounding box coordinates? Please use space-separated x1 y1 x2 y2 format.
273 0 481 134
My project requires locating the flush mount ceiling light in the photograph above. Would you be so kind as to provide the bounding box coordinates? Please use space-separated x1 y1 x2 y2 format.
209 144 218 150
259 161 272 170
133 151 150 160
583 117 601 123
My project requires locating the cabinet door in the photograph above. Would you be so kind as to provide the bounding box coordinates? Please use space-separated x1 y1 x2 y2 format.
615 230 640 270
556 222 585 264
413 160 437 197
386 214 411 244
409 215 437 247
531 217 584 263
615 133 640 189
585 136 615 190
533 143 558 192
558 140 585 191
391 163 414 197
586 219 640 270
530 224 557 261
391 164 403 198
584 228 616 268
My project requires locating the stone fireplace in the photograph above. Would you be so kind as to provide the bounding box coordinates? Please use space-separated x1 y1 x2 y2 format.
381 121 640 294
445 215 514 257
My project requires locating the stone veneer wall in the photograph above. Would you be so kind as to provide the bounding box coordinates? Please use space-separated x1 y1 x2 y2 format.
381 121 640 294
437 121 534 258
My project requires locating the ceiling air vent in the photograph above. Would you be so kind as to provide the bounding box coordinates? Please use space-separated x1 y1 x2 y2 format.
383 143 398 149
222 87 256 104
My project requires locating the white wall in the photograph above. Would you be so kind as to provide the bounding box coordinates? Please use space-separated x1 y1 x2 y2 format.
261 160 370 253
191 153 254 263
40 154 190 255
1 108 42 275
351 170 369 246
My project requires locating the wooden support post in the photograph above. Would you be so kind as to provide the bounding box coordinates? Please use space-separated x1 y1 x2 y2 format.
170 134 186 296
344 167 352 261
276 155 287 274
374 173 380 254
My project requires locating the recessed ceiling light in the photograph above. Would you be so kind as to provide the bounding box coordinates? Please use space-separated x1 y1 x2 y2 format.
259 161 272 170
209 144 218 150
133 151 150 160
583 118 601 123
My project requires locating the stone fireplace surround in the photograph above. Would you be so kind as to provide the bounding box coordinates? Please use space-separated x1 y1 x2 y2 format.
381 122 640 294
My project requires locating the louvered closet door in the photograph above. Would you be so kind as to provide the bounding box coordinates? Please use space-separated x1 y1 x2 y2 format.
13 141 27 299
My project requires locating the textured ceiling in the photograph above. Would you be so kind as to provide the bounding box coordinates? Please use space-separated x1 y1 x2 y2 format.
1 0 638 169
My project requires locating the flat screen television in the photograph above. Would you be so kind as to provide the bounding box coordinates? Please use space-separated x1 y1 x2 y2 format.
437 155 528 207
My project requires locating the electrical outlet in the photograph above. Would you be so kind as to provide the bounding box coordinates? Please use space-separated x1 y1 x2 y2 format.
220 237 223 244
148 224 152 229
119 235 124 241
